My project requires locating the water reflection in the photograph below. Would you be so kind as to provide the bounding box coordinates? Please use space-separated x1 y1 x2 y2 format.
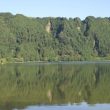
0 62 110 110
17 103 110 110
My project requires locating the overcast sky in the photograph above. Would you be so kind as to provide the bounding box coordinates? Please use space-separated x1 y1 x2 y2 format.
0 0 109 19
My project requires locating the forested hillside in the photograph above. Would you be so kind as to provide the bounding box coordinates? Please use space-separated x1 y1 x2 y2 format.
0 13 110 62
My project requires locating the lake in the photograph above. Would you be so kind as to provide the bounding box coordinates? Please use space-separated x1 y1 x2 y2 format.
0 61 110 110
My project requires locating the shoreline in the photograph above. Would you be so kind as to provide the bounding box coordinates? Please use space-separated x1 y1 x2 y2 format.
1 60 110 65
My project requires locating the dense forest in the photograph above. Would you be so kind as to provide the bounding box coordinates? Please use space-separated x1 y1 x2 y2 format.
0 13 110 62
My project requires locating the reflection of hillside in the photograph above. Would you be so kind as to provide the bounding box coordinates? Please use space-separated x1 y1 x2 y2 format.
0 63 110 109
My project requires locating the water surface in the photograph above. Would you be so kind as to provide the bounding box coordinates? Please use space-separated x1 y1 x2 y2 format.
0 61 110 110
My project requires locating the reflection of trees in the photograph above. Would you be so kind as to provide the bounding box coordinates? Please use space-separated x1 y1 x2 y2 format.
0 63 110 109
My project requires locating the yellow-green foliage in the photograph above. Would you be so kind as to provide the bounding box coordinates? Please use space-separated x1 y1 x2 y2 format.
0 58 7 64
0 13 110 61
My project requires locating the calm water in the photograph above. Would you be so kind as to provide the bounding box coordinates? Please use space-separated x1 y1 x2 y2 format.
0 61 110 110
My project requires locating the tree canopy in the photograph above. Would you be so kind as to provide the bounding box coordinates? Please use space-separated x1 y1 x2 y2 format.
0 13 110 62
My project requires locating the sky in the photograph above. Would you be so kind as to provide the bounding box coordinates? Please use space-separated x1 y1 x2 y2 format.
0 0 110 19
